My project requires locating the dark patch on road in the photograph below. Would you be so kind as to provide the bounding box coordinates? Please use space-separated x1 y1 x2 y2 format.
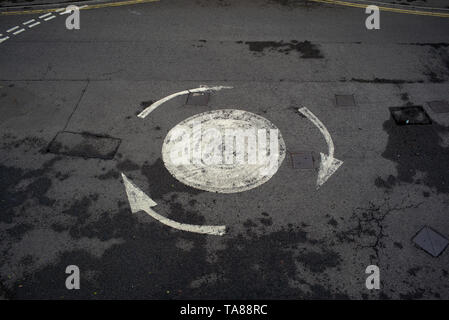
405 43 449 49
296 250 341 273
10 214 348 299
242 40 323 58
190 227 348 299
140 100 153 109
400 288 425 300
140 158 204 200
6 223 33 240
328 218 338 227
243 219 258 229
394 242 403 249
400 93 409 102
63 195 96 225
48 131 121 160
97 169 120 180
350 78 424 84
378 118 449 193
166 201 206 225
259 216 273 226
1 135 47 152
0 159 58 223
424 70 445 83
374 175 397 190
408 266 421 277
116 159 140 172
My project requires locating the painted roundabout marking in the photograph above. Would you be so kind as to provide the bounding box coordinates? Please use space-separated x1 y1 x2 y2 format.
122 86 344 236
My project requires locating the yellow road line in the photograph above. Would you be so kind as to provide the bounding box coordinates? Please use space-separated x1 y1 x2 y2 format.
310 0 449 18
0 0 159 15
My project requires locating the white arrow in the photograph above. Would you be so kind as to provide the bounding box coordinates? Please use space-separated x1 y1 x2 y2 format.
138 85 233 119
121 173 227 236
297 107 343 189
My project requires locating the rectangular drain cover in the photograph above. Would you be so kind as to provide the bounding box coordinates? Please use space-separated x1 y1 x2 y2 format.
48 131 121 159
290 151 314 169
186 92 210 106
335 94 356 107
427 100 449 113
413 226 448 257
389 106 432 125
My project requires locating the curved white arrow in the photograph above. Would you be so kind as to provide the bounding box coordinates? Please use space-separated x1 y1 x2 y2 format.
297 107 343 189
121 173 226 236
138 85 233 119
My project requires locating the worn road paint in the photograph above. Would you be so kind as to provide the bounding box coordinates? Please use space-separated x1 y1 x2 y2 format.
1 0 160 16
6 26 19 33
39 13 52 19
310 0 449 18
28 22 41 28
297 107 343 189
1 5 64 47
162 109 286 193
138 85 233 118
121 173 226 236
13 28 25 35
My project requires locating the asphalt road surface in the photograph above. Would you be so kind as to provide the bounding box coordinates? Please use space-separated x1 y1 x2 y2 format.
1 0 449 299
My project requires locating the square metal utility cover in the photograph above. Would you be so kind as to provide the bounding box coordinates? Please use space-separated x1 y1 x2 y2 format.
389 106 432 125
290 151 314 169
413 226 448 257
48 131 121 160
335 94 356 107
427 100 449 113
186 92 210 106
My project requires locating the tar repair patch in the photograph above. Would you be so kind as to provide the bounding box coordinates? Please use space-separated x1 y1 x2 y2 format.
48 131 121 159
162 109 286 193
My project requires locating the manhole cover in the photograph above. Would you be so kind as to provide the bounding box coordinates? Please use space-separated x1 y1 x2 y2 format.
186 92 210 106
413 226 448 257
335 94 356 107
48 131 121 159
290 151 314 169
162 109 286 193
389 106 432 125
427 100 449 114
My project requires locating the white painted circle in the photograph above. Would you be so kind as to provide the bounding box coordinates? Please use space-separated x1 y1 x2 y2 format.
162 109 286 193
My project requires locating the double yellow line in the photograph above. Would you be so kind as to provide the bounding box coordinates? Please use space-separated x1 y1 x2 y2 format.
0 0 159 15
310 0 449 18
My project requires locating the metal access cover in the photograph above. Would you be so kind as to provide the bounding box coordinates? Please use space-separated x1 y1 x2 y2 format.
335 94 356 107
413 226 448 257
290 151 314 169
389 106 432 125
427 100 449 113
48 131 121 159
186 92 210 106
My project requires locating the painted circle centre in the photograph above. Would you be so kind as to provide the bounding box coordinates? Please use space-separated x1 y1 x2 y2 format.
162 109 286 193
